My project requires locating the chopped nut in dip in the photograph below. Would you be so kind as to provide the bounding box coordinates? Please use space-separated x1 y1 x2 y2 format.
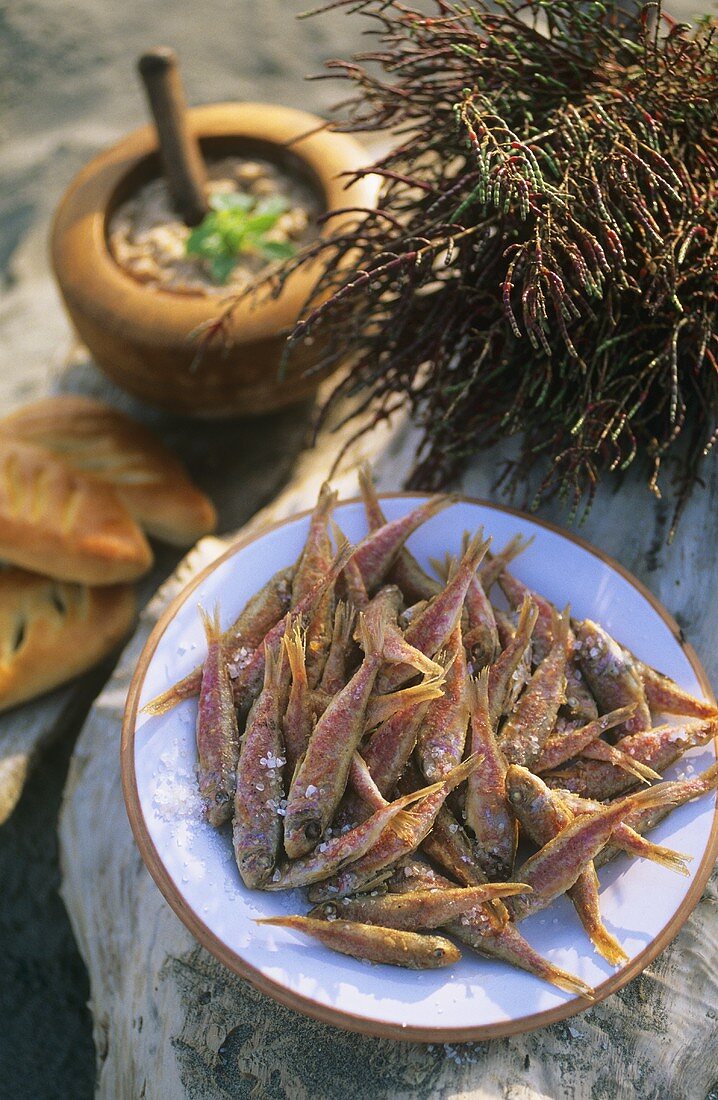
108 156 321 295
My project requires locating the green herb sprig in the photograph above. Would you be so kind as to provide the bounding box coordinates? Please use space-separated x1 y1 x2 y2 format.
186 192 297 284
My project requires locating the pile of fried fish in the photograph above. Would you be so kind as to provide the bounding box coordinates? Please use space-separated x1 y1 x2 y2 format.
146 469 718 996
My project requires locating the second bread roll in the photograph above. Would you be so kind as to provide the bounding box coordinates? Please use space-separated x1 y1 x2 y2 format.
1 395 217 546
0 439 153 584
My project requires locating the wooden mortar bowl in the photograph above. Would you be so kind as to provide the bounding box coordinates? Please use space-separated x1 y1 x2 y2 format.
51 103 377 417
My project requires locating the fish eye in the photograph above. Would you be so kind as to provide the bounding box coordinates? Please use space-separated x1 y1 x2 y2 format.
304 820 322 842
509 789 524 804
433 947 445 958
242 851 272 871
215 790 230 805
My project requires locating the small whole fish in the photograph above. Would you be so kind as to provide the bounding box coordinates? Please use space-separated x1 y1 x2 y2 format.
573 620 652 738
281 622 315 775
534 705 637 773
195 605 240 827
265 783 439 890
379 529 491 693
308 882 529 931
499 608 571 768
358 465 443 603
387 859 595 999
143 564 294 716
350 494 455 596
291 482 337 604
506 764 629 966
437 533 499 667
488 596 538 726
544 716 718 800
257 915 461 969
416 621 469 781
308 754 482 902
290 485 338 689
232 643 286 887
509 782 679 923
464 669 516 881
284 609 428 858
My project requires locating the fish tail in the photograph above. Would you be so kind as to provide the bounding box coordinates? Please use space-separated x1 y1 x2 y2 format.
442 751 484 793
330 518 348 554
462 528 492 573
197 602 222 643
469 667 490 713
481 533 535 588
390 808 425 843
283 620 308 687
328 538 354 579
581 741 661 783
488 882 532 899
556 604 571 648
589 924 629 967
379 669 447 715
260 633 283 690
333 600 355 646
622 782 680 815
141 670 200 716
499 532 534 568
315 480 338 517
516 594 540 641
428 551 453 584
255 915 305 930
358 464 386 527
356 610 384 658
420 492 459 523
390 779 445 811
600 703 639 731
638 840 692 876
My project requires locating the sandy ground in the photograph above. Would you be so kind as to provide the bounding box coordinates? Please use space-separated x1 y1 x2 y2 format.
0 1 713 1096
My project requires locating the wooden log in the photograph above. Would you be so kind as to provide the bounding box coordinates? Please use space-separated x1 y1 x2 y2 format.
59 407 718 1098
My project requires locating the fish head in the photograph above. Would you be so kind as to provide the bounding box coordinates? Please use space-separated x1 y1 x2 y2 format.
285 807 324 849
236 847 276 890
506 764 547 818
200 773 234 827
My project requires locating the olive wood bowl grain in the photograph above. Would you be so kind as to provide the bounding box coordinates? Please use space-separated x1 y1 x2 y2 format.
51 103 377 418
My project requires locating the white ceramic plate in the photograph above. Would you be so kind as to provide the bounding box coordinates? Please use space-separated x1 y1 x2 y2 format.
121 496 718 1041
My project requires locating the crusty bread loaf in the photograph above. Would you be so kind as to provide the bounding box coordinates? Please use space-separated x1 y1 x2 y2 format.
0 439 153 584
1 395 216 546
0 568 136 712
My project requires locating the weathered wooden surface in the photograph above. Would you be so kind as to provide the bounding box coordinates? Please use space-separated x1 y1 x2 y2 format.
59 401 718 1099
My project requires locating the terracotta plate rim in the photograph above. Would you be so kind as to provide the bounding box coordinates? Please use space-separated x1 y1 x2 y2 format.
120 493 718 1042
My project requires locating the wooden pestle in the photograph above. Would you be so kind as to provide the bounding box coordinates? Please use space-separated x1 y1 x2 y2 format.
137 47 209 226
